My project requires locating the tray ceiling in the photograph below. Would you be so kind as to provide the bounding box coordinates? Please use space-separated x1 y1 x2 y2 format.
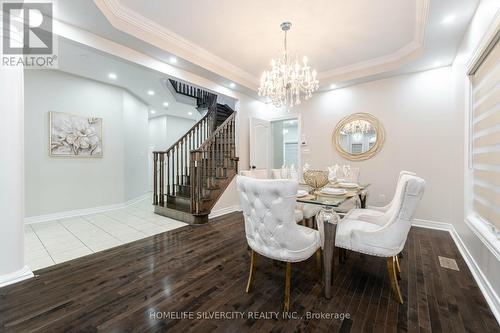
94 0 429 87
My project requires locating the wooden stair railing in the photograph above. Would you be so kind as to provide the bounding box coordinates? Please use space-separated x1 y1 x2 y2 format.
153 98 217 207
169 79 218 110
152 90 238 223
190 111 238 215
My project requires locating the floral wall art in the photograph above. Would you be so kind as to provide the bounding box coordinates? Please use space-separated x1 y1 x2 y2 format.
49 112 103 157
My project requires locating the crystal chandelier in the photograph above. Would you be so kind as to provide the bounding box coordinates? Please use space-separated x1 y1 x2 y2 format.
341 120 373 135
258 22 319 108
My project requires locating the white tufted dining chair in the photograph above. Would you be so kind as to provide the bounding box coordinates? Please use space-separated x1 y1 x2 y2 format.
271 168 285 179
236 176 322 311
270 168 322 226
241 169 305 223
347 171 417 224
335 174 425 303
241 169 269 179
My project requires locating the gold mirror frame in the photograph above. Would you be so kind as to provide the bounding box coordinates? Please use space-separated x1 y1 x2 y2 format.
332 113 385 161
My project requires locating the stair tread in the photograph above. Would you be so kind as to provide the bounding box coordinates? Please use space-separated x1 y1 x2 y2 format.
154 97 238 220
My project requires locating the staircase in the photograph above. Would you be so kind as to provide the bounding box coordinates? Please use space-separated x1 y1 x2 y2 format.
152 80 239 224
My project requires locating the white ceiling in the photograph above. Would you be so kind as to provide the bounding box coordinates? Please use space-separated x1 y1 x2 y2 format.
118 0 416 75
56 39 201 120
52 0 480 96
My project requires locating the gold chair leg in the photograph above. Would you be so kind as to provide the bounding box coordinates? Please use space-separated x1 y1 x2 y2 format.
395 255 401 280
284 262 291 312
387 256 403 304
246 250 257 293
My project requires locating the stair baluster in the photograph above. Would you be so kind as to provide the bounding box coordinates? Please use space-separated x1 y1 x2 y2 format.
153 82 238 223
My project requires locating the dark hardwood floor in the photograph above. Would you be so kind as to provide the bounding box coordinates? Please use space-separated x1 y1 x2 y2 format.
0 213 498 332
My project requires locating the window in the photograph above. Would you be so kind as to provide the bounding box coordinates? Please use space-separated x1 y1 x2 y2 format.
470 35 500 239
284 142 298 167
271 118 299 168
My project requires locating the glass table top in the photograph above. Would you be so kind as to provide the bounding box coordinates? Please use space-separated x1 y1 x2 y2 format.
296 183 369 207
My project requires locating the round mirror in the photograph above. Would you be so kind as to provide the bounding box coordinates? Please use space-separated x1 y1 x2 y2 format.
332 113 385 161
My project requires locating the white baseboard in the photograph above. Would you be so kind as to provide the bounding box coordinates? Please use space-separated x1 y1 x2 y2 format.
412 218 454 231
0 265 34 288
24 193 151 225
209 205 241 219
412 219 500 324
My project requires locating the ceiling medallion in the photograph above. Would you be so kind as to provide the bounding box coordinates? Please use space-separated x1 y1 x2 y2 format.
258 22 319 109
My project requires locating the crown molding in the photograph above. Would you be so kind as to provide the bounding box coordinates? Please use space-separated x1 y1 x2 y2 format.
319 0 429 84
94 0 429 90
93 0 259 90
53 20 243 101
466 10 500 75
318 41 423 83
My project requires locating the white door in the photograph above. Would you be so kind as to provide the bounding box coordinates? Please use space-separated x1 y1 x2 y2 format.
249 117 270 170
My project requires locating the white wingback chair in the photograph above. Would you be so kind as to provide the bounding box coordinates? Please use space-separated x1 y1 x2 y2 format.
241 169 305 223
237 176 321 311
335 174 426 303
241 169 268 179
270 168 322 224
348 170 416 223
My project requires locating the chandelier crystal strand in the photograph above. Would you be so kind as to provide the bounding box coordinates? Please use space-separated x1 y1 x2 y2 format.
258 22 319 109
341 120 373 135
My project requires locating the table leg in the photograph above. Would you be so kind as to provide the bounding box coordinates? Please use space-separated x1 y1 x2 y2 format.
322 221 336 299
316 207 339 300
358 190 367 209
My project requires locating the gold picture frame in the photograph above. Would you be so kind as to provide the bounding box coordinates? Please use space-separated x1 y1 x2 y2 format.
332 113 385 161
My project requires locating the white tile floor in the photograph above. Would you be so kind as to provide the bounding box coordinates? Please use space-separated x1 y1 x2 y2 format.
25 199 187 271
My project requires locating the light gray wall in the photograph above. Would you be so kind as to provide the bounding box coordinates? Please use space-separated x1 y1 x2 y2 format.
123 91 149 201
217 68 458 224
24 70 149 217
294 67 457 224
166 116 197 148
148 116 168 151
148 115 197 151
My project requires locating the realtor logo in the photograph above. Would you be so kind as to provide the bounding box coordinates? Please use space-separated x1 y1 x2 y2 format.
2 1 57 68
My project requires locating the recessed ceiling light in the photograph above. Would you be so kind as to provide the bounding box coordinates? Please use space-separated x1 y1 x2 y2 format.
147 90 155 96
229 82 236 88
442 14 456 25
169 56 177 64
108 73 117 80
330 84 337 89
163 102 169 107
150 110 156 114
188 111 193 116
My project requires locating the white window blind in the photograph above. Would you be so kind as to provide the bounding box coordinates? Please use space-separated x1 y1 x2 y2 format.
471 36 500 236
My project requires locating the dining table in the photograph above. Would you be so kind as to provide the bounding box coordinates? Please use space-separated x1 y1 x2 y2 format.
297 182 370 299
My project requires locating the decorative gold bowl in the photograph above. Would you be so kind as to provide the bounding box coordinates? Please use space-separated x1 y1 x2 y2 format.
303 170 329 190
